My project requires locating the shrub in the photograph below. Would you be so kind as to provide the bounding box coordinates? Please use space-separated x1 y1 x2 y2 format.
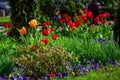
12 43 72 78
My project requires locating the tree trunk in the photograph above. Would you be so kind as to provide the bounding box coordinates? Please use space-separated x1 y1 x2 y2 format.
8 0 40 38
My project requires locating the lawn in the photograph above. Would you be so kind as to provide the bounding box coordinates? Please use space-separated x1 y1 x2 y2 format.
0 16 11 23
51 66 120 80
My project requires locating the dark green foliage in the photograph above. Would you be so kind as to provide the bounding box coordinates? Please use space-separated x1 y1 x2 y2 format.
113 5 120 46
59 0 84 16
39 0 55 18
0 55 15 75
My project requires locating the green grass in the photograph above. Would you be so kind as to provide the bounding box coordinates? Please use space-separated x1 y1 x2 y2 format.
0 16 11 23
50 36 120 63
52 66 120 80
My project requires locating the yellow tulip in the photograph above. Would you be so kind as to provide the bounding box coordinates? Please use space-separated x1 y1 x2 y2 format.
28 19 38 27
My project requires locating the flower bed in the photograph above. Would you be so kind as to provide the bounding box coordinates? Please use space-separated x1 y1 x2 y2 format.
0 9 120 80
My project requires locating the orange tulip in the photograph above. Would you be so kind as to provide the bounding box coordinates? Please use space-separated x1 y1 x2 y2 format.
19 27 27 35
28 19 38 27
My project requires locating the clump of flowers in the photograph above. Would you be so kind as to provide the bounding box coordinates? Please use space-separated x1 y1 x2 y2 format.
94 12 110 24
17 19 58 45
12 43 72 79
3 23 12 35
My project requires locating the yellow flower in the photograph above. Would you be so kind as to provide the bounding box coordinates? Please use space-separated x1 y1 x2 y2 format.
19 27 27 35
72 71 75 76
9 74 11 79
28 19 38 27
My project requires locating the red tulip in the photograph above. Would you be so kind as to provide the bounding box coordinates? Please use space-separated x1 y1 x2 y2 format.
42 22 48 27
50 28 54 31
48 73 56 77
67 16 71 21
104 12 110 17
75 19 82 27
68 22 75 28
98 14 106 18
108 21 113 25
4 23 12 28
46 21 51 26
91 24 95 28
102 19 107 24
42 21 51 27
65 19 71 24
6 30 10 35
78 15 83 19
94 17 100 23
44 38 49 44
70 27 76 30
42 29 50 36
82 14 87 19
58 18 65 23
41 38 49 44
62 13 67 18
84 9 88 14
84 19 88 24
87 11 93 19
52 34 58 40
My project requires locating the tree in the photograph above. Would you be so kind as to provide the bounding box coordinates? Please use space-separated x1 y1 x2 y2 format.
8 0 40 38
113 2 120 46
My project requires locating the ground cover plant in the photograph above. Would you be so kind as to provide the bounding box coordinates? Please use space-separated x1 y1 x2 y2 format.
0 5 120 80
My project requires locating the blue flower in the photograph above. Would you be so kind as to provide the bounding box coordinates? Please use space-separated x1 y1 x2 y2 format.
70 65 73 71
42 76 48 80
108 59 112 64
18 75 23 80
12 68 16 72
108 37 111 42
98 38 103 43
82 68 87 72
25 77 30 80
2 75 7 79
0 77 3 80
11 74 16 80
78 64 82 69
87 66 91 71
96 63 101 68
57 72 62 78
90 63 95 69
64 72 68 76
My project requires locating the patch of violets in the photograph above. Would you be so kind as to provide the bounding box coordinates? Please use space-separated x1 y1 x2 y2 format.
94 37 112 44
0 59 119 80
